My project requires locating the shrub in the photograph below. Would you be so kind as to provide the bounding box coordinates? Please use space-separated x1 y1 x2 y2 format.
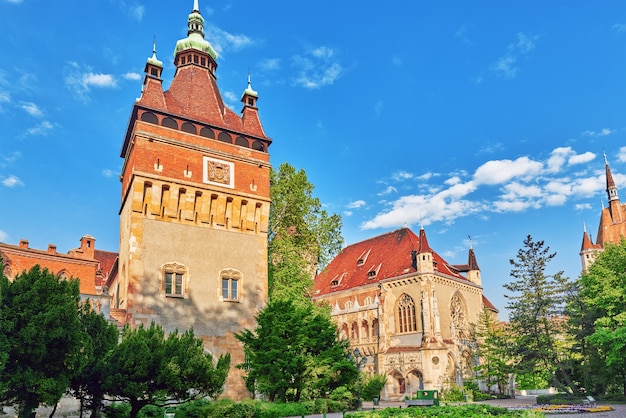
440 385 466 402
362 374 387 401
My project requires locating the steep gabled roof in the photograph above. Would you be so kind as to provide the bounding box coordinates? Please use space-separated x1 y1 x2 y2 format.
313 227 470 297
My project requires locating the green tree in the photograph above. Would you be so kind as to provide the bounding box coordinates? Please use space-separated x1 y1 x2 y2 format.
269 163 343 302
235 299 356 402
69 301 119 418
579 239 626 396
103 323 230 418
0 265 85 418
473 308 513 394
503 235 572 390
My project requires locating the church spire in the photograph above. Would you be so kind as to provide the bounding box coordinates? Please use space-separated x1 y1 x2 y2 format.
605 152 619 203
241 71 258 110
174 0 218 73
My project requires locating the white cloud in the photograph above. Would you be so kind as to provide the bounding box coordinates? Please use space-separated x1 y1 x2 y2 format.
582 128 614 137
0 229 7 241
19 102 43 117
377 186 397 196
24 121 54 137
0 151 21 168
490 32 538 79
123 72 142 81
392 171 413 181
575 203 592 211
347 200 366 209
3 0 22 4
344 211 353 217
102 169 115 178
2 175 23 187
292 46 344 89
205 25 253 55
569 151 595 165
617 146 626 163
64 63 118 100
361 146 607 231
473 156 543 185
0 91 10 103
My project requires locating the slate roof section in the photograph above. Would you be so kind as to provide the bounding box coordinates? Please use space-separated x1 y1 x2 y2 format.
314 227 470 297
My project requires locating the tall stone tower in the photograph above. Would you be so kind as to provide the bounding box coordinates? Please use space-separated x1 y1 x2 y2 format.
116 0 271 399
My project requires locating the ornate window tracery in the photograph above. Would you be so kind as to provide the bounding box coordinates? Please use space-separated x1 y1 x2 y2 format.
397 293 417 333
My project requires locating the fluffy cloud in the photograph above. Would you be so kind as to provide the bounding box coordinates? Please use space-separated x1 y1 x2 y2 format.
64 63 117 100
347 200 366 209
2 175 23 187
361 146 610 231
490 32 538 79
205 25 253 56
473 156 542 185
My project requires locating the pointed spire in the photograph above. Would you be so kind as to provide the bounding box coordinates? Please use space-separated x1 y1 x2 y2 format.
147 36 163 68
241 71 259 104
174 0 218 61
417 227 431 253
604 152 619 202
468 247 479 271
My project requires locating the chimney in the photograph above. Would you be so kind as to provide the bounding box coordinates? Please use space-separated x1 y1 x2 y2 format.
47 244 57 254
19 239 28 249
79 235 96 259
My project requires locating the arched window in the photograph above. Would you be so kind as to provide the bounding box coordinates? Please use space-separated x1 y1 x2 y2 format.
140 111 158 124
450 293 469 340
397 293 417 333
350 322 358 339
181 122 197 134
217 131 232 144
200 127 215 139
344 300 353 309
252 141 265 152
235 136 248 147
162 117 178 130
361 319 369 338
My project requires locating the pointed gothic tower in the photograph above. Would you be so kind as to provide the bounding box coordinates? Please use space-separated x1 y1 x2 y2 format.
580 153 626 272
116 1 271 399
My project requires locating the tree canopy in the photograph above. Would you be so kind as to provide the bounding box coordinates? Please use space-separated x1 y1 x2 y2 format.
269 163 343 302
503 235 572 390
473 308 513 394
104 323 230 418
235 299 356 402
578 238 626 396
0 264 85 418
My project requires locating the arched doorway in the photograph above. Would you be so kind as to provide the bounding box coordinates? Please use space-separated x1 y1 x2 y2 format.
405 369 424 396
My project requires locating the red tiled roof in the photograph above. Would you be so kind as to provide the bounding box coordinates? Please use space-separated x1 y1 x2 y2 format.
138 65 268 140
314 228 470 297
94 250 118 278
482 295 499 313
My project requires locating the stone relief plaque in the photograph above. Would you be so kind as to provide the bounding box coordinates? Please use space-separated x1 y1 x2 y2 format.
203 156 234 189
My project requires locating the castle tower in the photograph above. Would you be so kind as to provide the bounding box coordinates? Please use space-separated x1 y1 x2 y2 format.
116 1 271 399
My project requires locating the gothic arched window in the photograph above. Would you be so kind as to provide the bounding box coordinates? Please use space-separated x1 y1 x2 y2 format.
397 293 417 333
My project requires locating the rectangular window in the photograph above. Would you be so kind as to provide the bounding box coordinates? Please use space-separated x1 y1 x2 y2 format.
165 272 184 296
222 277 238 301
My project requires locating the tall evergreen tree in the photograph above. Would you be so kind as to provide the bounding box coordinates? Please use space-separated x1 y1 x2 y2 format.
0 264 85 418
503 235 572 389
69 301 119 418
269 163 343 302
473 308 513 394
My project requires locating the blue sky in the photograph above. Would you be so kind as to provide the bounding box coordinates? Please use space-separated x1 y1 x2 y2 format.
1 0 626 318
